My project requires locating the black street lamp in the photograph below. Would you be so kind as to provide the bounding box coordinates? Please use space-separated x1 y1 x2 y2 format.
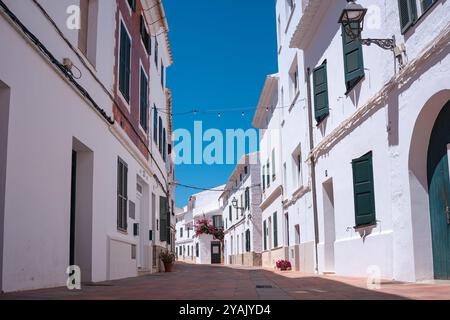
232 197 252 220
339 0 396 51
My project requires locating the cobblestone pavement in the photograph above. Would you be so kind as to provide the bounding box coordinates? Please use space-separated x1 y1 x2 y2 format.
1 262 449 300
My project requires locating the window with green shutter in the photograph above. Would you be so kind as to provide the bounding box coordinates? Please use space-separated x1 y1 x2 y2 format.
398 0 417 34
229 205 232 222
159 196 168 241
140 68 148 131
245 229 251 252
117 158 128 231
127 0 136 12
273 212 278 248
313 61 329 124
140 16 151 55
153 106 158 144
352 152 376 227
262 165 266 191
245 187 250 210
263 220 267 251
342 24 364 93
158 117 163 154
119 23 131 103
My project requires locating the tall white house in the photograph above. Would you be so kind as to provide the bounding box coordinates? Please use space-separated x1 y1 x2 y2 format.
175 186 225 265
175 206 195 262
0 0 175 292
272 0 450 281
222 153 263 267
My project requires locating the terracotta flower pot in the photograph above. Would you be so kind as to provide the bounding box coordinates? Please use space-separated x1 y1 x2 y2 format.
164 262 173 273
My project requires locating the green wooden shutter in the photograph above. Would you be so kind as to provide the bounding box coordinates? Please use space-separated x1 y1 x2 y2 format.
313 61 329 123
119 24 126 99
398 0 417 34
352 152 376 227
245 230 250 252
272 149 276 178
128 0 136 11
229 205 232 221
273 212 278 248
262 165 266 191
140 69 148 131
119 23 131 102
342 24 364 92
263 220 267 251
159 196 167 241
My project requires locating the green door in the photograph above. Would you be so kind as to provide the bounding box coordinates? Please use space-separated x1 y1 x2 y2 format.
427 102 450 280
211 242 221 264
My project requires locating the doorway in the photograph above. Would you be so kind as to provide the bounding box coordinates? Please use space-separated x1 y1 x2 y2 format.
70 138 94 282
427 102 450 279
322 178 336 273
211 242 221 264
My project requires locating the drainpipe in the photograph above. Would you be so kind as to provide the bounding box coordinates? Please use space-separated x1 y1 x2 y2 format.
306 68 320 274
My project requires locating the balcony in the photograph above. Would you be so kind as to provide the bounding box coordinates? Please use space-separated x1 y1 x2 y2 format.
289 0 331 49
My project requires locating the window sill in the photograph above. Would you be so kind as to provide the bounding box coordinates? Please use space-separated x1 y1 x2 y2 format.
117 228 128 235
353 223 377 231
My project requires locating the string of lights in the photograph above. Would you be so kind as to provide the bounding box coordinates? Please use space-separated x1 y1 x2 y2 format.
155 99 307 117
171 182 262 192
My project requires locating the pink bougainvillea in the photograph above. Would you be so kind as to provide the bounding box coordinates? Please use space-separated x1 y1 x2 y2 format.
194 219 224 241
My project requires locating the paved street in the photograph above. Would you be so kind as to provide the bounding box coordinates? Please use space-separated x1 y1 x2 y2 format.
1 262 449 300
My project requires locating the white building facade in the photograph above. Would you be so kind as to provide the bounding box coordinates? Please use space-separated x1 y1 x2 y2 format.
176 186 224 265
175 206 195 262
222 153 263 267
273 0 450 281
0 0 175 292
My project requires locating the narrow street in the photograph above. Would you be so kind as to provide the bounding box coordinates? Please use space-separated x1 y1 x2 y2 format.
2 263 449 300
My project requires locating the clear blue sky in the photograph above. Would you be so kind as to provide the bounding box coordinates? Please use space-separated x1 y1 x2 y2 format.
164 0 278 208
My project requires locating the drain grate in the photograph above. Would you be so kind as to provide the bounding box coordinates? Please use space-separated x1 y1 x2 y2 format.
256 285 273 289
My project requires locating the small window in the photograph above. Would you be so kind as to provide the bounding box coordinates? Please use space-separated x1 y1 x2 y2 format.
161 62 165 88
285 0 294 19
158 117 163 154
263 220 267 251
420 0 436 14
289 59 299 101
119 22 131 103
117 158 128 231
127 0 136 12
154 38 159 67
162 128 167 161
244 187 250 210
352 152 376 227
273 212 278 248
271 149 276 180
139 67 149 131
140 16 151 55
153 106 158 144
180 227 183 238
229 206 232 221
266 160 271 189
398 0 417 33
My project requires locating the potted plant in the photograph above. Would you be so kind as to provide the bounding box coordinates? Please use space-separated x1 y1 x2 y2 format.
159 250 175 272
276 260 292 271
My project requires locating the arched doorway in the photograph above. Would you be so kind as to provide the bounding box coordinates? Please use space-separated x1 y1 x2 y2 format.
427 102 450 280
